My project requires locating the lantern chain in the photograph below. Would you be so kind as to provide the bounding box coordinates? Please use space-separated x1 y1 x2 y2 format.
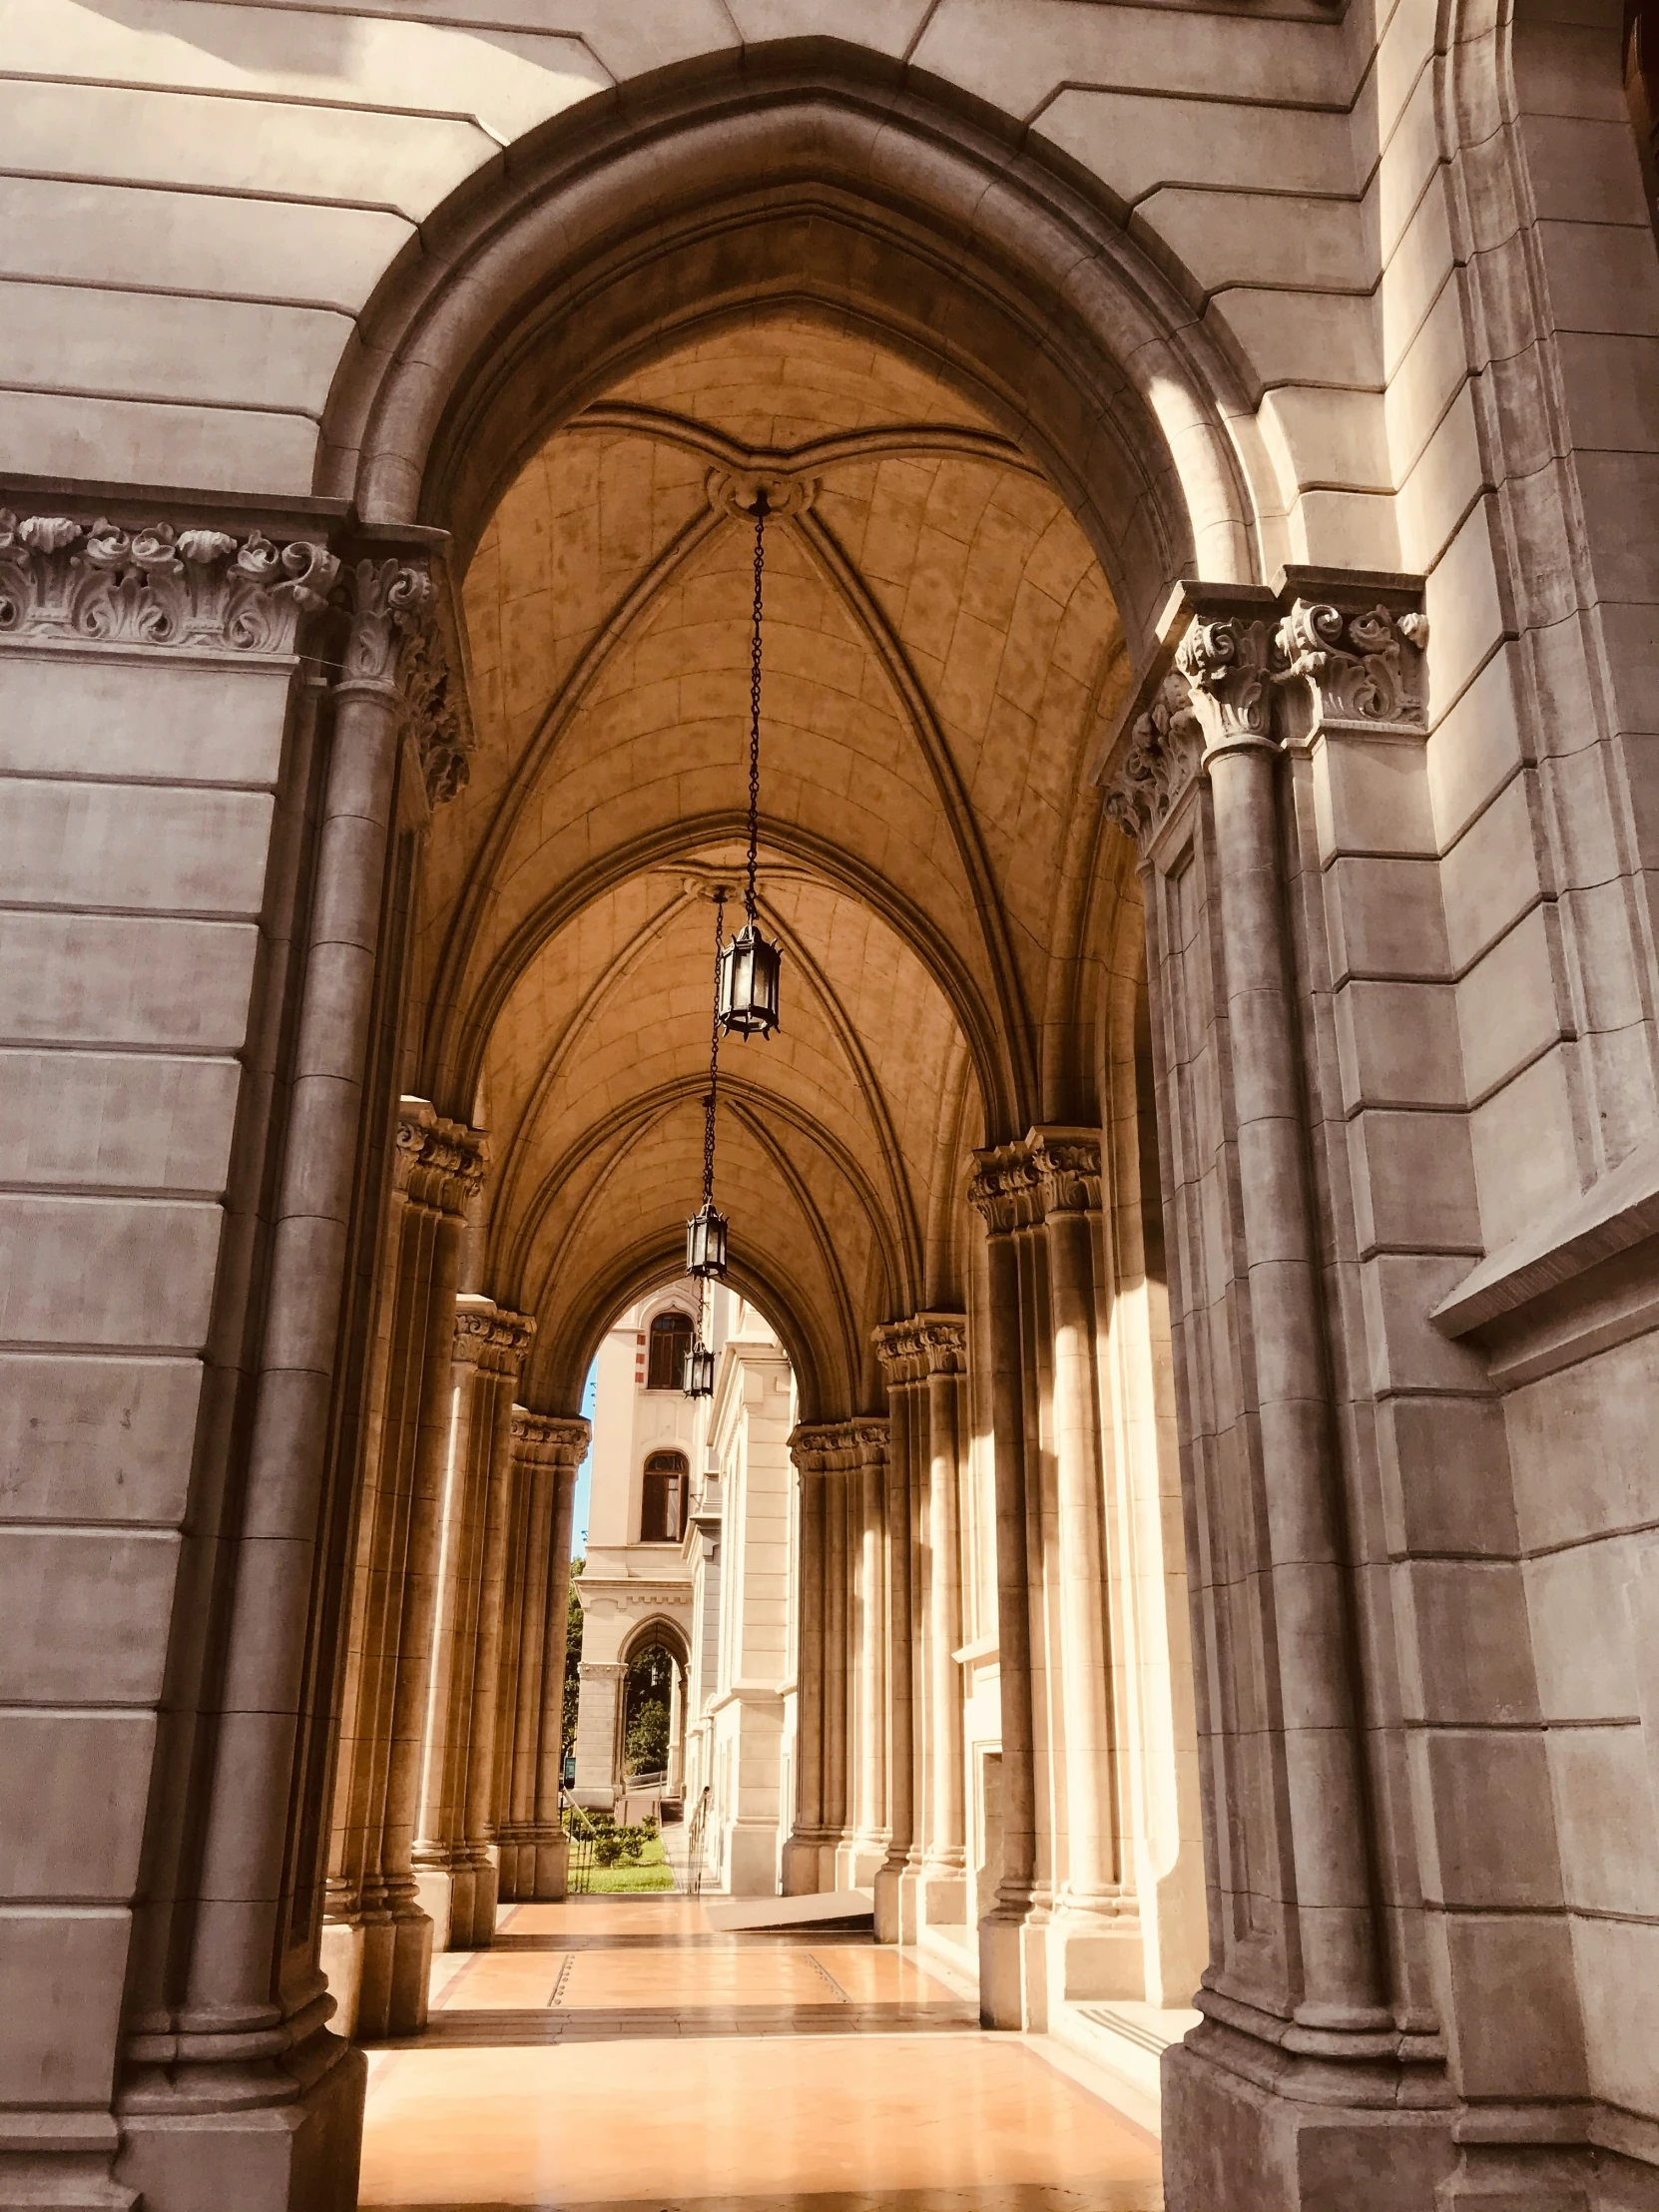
703 885 725 1208
745 491 766 928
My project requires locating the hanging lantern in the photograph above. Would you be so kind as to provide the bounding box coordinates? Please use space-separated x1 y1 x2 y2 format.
685 1195 728 1280
719 488 782 1042
718 920 782 1039
682 1338 715 1398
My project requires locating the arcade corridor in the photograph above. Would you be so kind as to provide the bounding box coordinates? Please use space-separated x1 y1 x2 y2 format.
356 1899 1162 2211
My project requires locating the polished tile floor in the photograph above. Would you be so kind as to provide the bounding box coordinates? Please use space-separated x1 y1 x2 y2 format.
357 1897 1164 2212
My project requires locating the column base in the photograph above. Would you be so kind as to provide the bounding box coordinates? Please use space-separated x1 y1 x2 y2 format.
497 1832 568 1903
978 1909 1048 2030
835 1837 886 1890
872 1860 921 1943
723 1821 782 1896
358 1910 432 2039
1045 1899 1145 2001
781 1833 830 1896
1162 2035 1457 2212
413 1858 498 1950
918 1868 967 1927
114 2039 364 2212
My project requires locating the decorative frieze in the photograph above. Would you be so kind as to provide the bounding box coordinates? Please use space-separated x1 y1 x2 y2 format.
392 1097 487 1215
397 619 473 807
0 511 336 655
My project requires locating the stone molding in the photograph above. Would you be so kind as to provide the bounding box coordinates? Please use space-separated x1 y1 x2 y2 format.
396 617 473 807
451 1295 535 1374
577 1660 626 1680
509 1407 590 1473
1102 571 1427 848
872 1313 969 1383
789 1416 890 1476
0 510 336 656
392 1097 486 1215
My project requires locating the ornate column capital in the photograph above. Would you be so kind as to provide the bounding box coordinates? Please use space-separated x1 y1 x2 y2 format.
510 1407 590 1474
1272 594 1427 747
392 1097 486 1216
0 510 337 655
790 1416 890 1475
1029 1128 1102 1215
1174 612 1276 763
968 1141 1045 1235
452 1295 535 1376
340 553 432 689
873 1313 969 1383
1102 671 1204 846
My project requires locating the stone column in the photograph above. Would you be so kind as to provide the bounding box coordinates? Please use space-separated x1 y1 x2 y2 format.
920 1319 969 1928
115 555 429 2211
1035 1132 1143 2001
783 1429 830 1895
848 1419 891 1886
321 1101 483 2036
529 1414 587 1896
823 1439 850 1880
968 1153 1046 2028
573 1662 626 1809
410 1295 534 1950
872 1327 931 1942
494 1413 553 1901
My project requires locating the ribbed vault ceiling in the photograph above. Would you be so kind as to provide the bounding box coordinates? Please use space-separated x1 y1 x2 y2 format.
416 311 1135 1417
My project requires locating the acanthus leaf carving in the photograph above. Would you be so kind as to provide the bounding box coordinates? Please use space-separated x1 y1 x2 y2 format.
0 512 338 655
340 556 432 687
1272 599 1427 732
396 619 473 808
1103 671 1204 846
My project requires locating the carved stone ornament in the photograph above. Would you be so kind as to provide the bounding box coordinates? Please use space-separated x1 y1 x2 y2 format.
510 1408 591 1471
1174 614 1274 754
789 1416 890 1475
1103 671 1203 845
873 1313 969 1383
1273 599 1427 733
0 511 337 654
968 1141 1046 1235
341 556 432 687
1031 1132 1102 1215
397 619 473 808
452 1298 536 1371
392 1098 487 1214
705 466 820 522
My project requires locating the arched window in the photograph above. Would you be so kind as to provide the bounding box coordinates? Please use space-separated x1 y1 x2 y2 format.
641 1450 689 1543
646 1309 694 1389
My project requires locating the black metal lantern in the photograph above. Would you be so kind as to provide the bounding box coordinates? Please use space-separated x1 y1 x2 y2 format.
718 920 782 1039
718 489 782 1042
682 1339 715 1397
685 1195 728 1280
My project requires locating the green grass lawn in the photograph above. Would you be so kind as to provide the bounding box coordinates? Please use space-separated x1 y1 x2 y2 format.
583 1834 675 1894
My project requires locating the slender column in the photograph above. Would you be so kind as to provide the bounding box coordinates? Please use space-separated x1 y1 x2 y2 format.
531 1416 588 1895
968 1153 1045 2027
851 1421 890 1879
1038 1133 1146 1999
1181 614 1383 2032
117 560 430 2191
458 1305 535 1944
783 1430 830 1894
921 1322 968 1922
825 1447 849 1868
495 1415 555 1900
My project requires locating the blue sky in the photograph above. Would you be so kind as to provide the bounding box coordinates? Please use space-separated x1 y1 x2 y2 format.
571 1361 597 1556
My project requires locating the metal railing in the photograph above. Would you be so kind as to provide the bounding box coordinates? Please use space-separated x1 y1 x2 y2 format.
680 1787 713 1897
560 1792 600 1897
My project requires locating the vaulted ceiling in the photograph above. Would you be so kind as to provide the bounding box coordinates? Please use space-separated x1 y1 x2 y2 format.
413 311 1136 1417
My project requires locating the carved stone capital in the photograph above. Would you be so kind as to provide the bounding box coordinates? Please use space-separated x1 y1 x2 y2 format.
789 1416 889 1475
452 1295 536 1374
510 1407 591 1474
341 555 432 688
1030 1129 1102 1215
0 511 337 655
397 618 473 807
1174 613 1275 760
1103 671 1204 846
873 1312 969 1384
392 1097 487 1215
968 1142 1045 1235
706 467 819 522
1272 598 1427 742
